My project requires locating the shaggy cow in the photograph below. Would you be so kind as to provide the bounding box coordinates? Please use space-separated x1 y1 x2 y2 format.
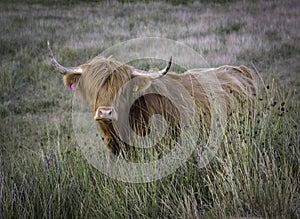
48 41 256 155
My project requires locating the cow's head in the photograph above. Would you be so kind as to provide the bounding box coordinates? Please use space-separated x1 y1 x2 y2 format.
48 41 172 124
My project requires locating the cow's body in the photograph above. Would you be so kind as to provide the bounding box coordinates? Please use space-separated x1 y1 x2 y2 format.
48 42 256 155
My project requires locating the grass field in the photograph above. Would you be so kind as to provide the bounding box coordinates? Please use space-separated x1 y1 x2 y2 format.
0 0 299 218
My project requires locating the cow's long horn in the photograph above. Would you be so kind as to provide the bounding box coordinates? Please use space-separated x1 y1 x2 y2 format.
47 41 83 75
132 56 172 79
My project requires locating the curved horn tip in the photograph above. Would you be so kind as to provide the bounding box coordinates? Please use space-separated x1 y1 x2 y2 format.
47 40 51 51
47 41 67 75
47 40 54 59
160 56 172 76
166 56 172 72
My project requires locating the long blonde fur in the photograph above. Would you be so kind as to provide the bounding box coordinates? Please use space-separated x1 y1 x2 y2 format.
69 56 256 154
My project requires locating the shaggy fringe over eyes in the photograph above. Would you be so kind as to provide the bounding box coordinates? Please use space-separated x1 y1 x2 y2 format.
77 56 132 108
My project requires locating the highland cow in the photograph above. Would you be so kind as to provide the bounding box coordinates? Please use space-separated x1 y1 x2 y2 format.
48 41 256 155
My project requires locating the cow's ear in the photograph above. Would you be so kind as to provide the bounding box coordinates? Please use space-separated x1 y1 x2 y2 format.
63 64 89 90
63 73 82 90
132 77 152 93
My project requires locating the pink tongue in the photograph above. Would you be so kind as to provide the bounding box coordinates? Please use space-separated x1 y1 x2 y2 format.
67 83 76 90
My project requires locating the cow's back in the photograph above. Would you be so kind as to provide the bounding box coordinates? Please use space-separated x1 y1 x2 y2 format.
166 65 257 123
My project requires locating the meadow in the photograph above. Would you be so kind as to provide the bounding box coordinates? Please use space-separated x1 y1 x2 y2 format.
0 0 299 218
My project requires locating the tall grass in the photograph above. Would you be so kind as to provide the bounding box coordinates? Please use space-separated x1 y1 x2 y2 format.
1 84 298 218
0 0 299 218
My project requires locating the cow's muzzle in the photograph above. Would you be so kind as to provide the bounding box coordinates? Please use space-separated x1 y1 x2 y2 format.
94 107 117 121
